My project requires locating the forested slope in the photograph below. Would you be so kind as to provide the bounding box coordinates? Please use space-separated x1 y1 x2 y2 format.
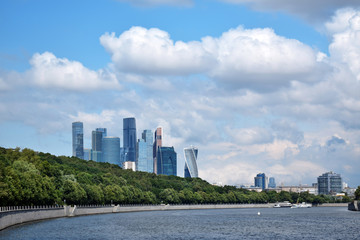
0 147 348 206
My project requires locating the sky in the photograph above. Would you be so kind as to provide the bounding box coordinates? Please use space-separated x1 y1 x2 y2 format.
1 0 359 187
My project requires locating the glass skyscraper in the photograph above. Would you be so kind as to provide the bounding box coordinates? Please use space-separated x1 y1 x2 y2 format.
184 146 198 178
123 117 137 162
318 171 342 195
268 177 276 188
92 130 103 162
254 173 268 190
156 146 177 176
96 128 107 138
102 136 120 165
137 130 153 173
153 127 162 174
72 122 84 159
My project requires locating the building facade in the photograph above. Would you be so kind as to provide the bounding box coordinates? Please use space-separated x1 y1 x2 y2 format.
184 146 198 178
317 171 342 195
96 128 107 138
102 136 120 165
123 118 137 162
268 177 276 188
254 173 268 190
92 130 103 162
83 148 92 161
72 122 84 159
136 130 153 173
153 127 162 174
156 146 177 176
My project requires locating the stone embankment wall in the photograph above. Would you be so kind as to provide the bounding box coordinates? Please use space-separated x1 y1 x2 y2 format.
0 204 272 230
348 201 360 211
0 202 350 231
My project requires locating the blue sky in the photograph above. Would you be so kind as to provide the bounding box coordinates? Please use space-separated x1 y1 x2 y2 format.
1 0 360 187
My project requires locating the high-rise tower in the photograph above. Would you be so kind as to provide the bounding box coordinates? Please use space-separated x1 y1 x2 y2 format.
92 130 103 162
102 136 120 165
153 127 162 174
318 171 342 195
72 122 84 159
254 173 268 190
184 146 198 178
156 146 177 176
123 117 137 162
137 130 153 173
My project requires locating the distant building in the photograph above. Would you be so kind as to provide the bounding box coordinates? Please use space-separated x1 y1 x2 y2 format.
83 148 92 161
92 130 103 162
254 173 268 190
96 128 107 138
123 161 136 171
156 146 177 176
123 118 137 162
102 137 120 165
72 122 84 159
136 130 153 173
153 127 162 174
268 177 276 188
318 171 342 195
184 146 198 178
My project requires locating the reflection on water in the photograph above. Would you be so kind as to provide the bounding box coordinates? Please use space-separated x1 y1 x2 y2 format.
1 207 359 239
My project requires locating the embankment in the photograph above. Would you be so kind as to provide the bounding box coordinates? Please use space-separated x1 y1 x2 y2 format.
0 203 349 231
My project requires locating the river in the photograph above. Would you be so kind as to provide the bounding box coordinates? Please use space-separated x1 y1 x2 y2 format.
0 207 359 239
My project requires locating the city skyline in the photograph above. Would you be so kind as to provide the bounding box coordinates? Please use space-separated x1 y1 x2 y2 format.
1 0 360 187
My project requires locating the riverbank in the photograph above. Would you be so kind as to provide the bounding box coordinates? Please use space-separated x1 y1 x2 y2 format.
0 203 349 231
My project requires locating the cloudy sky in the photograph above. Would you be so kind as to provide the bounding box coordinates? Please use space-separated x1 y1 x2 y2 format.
1 0 359 187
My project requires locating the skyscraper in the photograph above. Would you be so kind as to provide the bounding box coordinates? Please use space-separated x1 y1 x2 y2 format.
96 128 107 138
136 130 153 173
318 171 342 195
92 130 103 162
184 146 198 178
254 173 268 190
123 117 137 162
72 122 84 159
156 146 177 176
268 177 276 188
102 136 120 165
153 127 162 174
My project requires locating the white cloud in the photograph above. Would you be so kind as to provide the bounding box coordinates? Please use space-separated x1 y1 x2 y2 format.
101 26 321 91
27 52 120 91
220 0 360 23
100 28 215 76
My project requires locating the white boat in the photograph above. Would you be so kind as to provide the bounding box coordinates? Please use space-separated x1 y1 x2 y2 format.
291 202 312 208
274 201 293 208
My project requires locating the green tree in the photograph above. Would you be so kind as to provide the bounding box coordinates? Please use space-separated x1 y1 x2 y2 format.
355 186 360 200
63 180 87 205
159 188 180 204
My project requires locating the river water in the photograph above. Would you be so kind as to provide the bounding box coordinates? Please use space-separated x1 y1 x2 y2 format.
1 207 359 239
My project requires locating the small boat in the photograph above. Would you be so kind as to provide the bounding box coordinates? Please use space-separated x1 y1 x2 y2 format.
291 202 312 208
274 201 293 208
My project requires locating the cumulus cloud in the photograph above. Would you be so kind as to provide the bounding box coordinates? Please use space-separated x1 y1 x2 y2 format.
100 27 215 76
101 26 321 91
221 0 360 23
27 52 120 91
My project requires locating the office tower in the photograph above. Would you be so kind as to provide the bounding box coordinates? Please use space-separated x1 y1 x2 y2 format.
72 122 84 159
123 117 137 162
96 128 107 138
153 127 162 174
136 130 154 173
83 148 92 161
156 146 177 176
317 171 342 195
254 173 268 190
184 146 198 178
123 161 136 171
268 177 276 188
92 130 103 162
102 137 120 165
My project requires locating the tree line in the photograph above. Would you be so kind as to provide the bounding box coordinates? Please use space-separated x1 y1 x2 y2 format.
0 147 355 206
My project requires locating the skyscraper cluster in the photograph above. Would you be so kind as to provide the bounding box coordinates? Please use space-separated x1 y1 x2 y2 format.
71 118 199 177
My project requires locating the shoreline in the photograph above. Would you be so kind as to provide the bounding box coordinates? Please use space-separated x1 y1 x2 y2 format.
0 203 349 231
